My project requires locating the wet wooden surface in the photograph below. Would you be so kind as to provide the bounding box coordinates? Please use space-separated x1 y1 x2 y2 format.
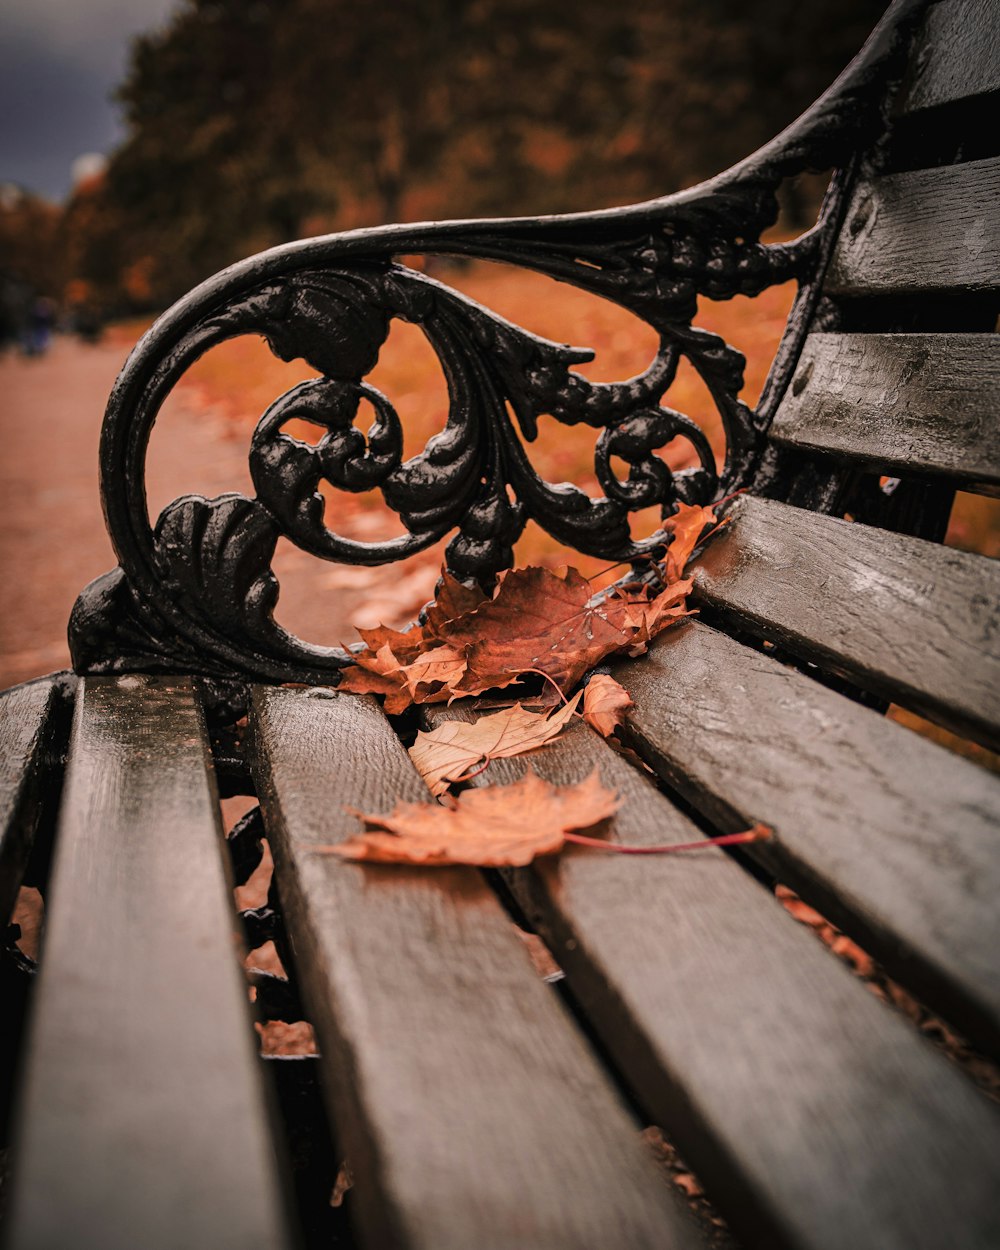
5 675 293 1250
692 494 1000 747
0 678 63 926
250 685 698 1250
826 157 1000 294
901 0 1000 112
612 621 1000 1056
771 333 1000 487
426 702 1000 1250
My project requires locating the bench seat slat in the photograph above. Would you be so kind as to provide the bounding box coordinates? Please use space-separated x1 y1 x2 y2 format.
692 494 1000 748
770 332 1000 487
901 0 1000 113
826 156 1000 295
249 685 697 1250
0 678 65 926
425 705 1000 1250
6 676 292 1250
612 622 1000 1057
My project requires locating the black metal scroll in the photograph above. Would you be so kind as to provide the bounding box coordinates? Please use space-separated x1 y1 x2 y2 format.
69 0 924 684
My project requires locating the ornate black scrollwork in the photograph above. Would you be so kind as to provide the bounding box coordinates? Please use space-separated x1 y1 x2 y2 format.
69 0 925 684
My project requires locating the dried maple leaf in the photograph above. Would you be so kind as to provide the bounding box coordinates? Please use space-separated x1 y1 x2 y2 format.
327 768 621 866
338 642 414 713
394 645 468 701
664 502 720 581
338 499 721 712
446 566 631 693
422 571 488 635
409 693 582 797
604 577 694 642
582 674 633 739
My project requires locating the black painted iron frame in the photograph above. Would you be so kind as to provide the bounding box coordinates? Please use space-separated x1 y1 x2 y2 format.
68 0 929 686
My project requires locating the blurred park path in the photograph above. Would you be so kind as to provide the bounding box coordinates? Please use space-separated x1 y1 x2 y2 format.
0 331 441 689
0 336 127 686
0 333 349 688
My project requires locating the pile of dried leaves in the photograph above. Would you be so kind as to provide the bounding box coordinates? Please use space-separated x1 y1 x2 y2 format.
327 501 768 866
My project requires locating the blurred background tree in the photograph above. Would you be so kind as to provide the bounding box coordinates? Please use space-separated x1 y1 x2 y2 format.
3 0 886 315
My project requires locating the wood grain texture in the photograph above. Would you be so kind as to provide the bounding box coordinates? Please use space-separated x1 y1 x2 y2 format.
612 622 1000 1057
771 333 1000 486
901 0 1000 112
0 678 63 926
5 675 292 1250
691 494 1000 748
249 686 697 1250
826 157 1000 294
425 703 1000 1250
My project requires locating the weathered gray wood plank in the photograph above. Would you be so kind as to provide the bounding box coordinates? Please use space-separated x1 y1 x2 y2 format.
425 703 1000 1250
771 333 1000 486
826 157 1000 294
0 677 65 926
902 0 1000 113
691 494 1000 748
6 675 292 1250
248 685 699 1250
612 622 1000 1057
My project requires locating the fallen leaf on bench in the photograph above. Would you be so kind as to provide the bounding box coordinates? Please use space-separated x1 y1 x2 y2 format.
582 674 633 739
317 769 772 867
663 501 725 580
338 501 718 712
409 693 582 796
328 768 621 866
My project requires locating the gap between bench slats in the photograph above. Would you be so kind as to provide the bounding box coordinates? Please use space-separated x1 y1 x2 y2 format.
692 494 1000 749
0 677 66 927
611 621 1000 1057
248 685 697 1250
4 675 293 1250
770 333 1000 488
424 704 1000 1250
825 156 1000 295
900 0 1000 113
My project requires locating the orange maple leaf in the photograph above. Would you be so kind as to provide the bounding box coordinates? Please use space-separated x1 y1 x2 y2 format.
582 674 633 739
664 502 722 581
326 769 621 867
409 693 582 796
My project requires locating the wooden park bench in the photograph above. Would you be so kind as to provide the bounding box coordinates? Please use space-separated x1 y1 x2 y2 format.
2 0 999 1245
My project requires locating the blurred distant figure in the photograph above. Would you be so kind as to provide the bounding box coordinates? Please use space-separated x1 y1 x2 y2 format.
21 295 56 356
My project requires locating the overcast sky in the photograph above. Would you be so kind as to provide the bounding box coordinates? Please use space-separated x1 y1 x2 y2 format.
0 0 179 200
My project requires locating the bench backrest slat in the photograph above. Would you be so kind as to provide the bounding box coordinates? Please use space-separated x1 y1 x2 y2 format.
5 676 293 1250
249 686 698 1250
825 157 1000 295
693 495 1000 748
900 0 1000 113
770 333 1000 488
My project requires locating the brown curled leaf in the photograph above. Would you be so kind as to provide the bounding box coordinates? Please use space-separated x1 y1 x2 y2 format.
409 692 582 797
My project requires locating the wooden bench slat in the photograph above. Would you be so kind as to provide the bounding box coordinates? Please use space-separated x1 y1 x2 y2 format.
612 622 1000 1057
425 705 1000 1250
692 494 1000 748
826 156 1000 295
0 678 65 926
249 685 697 1250
770 332 1000 487
901 0 1000 113
6 676 292 1250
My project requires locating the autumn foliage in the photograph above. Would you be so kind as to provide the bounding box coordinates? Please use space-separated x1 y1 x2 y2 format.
328 501 775 867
